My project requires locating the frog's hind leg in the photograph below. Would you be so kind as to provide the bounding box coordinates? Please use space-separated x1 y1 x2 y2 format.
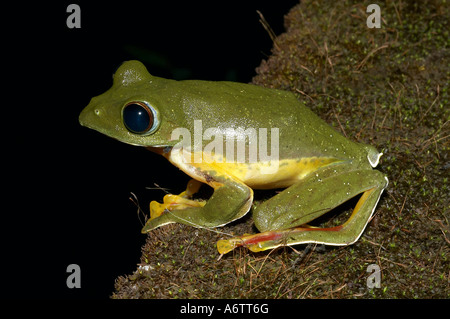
217 167 388 254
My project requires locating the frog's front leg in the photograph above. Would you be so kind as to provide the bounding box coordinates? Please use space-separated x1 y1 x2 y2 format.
142 165 253 232
217 165 388 254
149 179 205 219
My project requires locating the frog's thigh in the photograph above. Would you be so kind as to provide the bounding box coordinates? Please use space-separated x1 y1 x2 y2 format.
253 166 385 232
284 170 388 247
219 168 388 254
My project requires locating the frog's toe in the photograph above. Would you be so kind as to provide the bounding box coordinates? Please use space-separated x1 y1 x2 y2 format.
150 194 206 220
149 200 167 219
217 231 283 254
217 238 243 254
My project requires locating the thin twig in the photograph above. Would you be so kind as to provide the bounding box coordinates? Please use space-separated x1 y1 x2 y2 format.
355 44 389 71
256 10 280 51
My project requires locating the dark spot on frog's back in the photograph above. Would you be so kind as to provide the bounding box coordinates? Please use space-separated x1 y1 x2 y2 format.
195 168 217 183
205 174 215 183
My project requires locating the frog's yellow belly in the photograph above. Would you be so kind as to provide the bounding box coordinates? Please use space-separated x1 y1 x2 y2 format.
221 157 341 189
168 148 341 190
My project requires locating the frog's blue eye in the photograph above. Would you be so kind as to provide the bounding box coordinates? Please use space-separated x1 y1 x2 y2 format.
122 101 160 135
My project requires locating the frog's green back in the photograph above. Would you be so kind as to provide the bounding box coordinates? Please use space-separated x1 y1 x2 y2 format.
80 60 370 166
168 79 368 165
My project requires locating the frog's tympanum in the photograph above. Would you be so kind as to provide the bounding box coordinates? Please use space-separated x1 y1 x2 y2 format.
80 61 388 254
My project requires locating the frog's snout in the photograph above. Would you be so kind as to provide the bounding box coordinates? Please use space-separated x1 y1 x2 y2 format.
79 102 101 128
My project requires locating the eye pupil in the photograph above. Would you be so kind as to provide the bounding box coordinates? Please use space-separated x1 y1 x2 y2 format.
123 102 154 134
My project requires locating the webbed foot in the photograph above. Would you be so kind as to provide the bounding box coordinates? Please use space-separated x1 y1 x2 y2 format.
149 179 205 219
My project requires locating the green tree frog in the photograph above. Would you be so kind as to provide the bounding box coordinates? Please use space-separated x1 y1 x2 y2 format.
79 61 388 254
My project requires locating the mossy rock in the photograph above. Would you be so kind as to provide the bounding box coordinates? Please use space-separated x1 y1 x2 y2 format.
113 0 449 299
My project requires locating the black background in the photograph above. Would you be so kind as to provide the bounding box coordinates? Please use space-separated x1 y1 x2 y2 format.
4 1 299 299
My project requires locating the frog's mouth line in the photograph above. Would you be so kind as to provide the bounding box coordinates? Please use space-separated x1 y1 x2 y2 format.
112 134 172 148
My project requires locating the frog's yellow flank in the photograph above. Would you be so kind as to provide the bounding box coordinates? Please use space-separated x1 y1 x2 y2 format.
168 147 343 189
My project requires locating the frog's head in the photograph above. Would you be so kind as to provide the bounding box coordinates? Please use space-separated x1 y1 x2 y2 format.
79 60 180 147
